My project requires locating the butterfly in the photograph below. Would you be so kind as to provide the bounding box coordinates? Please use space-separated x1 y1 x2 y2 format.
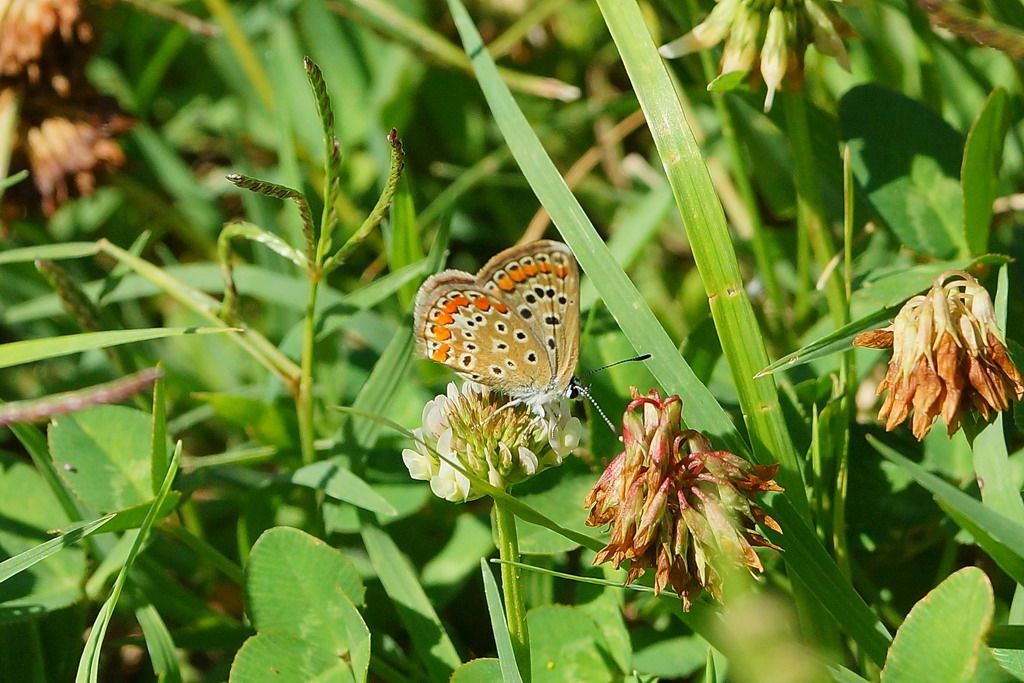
413 240 581 411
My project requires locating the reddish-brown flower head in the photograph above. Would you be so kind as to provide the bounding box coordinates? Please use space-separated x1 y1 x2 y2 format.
855 271 1023 440
584 388 782 610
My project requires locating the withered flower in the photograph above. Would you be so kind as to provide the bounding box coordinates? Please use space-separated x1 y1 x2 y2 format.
855 271 1024 440
584 388 782 609
0 0 129 219
659 0 851 111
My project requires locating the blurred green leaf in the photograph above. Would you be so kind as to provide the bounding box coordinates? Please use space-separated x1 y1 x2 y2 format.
841 84 966 259
451 659 503 682
880 567 994 682
872 437 1024 585
289 459 398 516
527 604 620 682
0 242 98 265
961 88 1009 256
0 455 88 622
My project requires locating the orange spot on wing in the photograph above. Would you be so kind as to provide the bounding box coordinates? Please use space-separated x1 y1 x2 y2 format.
509 268 526 282
497 276 514 291
452 295 470 307
473 297 490 311
431 344 451 362
443 301 459 314
522 264 538 276
492 301 509 313
555 265 569 278
435 311 454 325
538 262 552 273
432 325 452 341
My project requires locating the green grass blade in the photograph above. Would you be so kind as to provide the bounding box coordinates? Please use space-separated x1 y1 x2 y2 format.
360 521 462 679
446 0 746 460
0 514 114 584
134 601 182 683
0 242 99 265
872 436 1024 585
480 559 525 683
0 327 236 370
76 441 182 683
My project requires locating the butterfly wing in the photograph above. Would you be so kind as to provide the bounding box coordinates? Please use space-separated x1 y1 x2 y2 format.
477 240 580 395
413 270 555 393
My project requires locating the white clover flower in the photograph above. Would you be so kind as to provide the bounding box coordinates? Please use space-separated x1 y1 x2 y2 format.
401 381 585 502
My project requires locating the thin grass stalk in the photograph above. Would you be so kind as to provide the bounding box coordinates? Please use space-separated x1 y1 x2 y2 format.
833 146 855 580
493 499 531 681
199 0 275 109
781 91 847 328
487 0 571 60
95 239 301 389
593 0 808 518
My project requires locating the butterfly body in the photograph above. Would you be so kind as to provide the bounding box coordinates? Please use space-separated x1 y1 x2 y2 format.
414 240 580 410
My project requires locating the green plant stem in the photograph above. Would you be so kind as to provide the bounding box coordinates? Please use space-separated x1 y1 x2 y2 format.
782 91 847 329
297 278 319 467
833 146 855 580
493 498 531 681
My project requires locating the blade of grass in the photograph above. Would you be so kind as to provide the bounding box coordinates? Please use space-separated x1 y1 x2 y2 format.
75 442 182 683
134 601 182 683
0 328 235 370
871 436 1024 585
0 514 115 584
480 559 526 683
360 520 462 679
0 242 99 265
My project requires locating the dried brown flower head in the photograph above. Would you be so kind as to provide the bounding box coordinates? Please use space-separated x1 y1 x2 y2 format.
659 0 852 111
584 388 782 609
0 0 89 83
854 270 1023 440
0 0 129 219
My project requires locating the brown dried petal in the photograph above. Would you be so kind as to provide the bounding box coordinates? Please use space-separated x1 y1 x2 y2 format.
854 329 894 349
987 334 1024 401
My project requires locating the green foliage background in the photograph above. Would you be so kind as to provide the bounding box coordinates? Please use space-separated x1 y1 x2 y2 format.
1 0 1024 680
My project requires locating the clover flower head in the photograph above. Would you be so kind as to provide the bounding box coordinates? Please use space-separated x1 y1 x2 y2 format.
402 382 584 502
584 388 782 610
854 270 1023 440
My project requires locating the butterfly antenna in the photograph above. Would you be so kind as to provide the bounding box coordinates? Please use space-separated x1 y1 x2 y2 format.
570 378 617 433
581 353 652 377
